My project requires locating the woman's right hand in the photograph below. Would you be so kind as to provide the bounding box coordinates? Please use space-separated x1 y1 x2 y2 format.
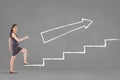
25 36 29 39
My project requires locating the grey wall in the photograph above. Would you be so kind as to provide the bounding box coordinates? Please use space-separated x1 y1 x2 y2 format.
0 0 120 70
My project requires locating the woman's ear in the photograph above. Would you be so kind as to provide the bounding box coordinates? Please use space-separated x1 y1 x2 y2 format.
13 27 15 32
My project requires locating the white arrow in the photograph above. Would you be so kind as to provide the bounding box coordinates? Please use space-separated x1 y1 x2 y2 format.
24 38 119 67
41 18 93 44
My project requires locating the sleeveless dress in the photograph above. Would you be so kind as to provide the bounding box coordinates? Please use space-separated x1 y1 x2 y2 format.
11 33 23 56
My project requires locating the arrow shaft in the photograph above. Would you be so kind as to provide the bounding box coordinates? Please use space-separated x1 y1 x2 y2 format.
42 21 83 33
44 26 85 43
41 21 85 43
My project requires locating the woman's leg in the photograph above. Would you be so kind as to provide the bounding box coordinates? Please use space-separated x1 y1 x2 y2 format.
10 55 16 72
20 48 28 64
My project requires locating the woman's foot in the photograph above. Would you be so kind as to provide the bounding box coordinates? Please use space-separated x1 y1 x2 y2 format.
24 62 29 65
9 70 17 74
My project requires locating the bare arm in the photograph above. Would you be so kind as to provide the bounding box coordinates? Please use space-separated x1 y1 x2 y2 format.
12 33 28 42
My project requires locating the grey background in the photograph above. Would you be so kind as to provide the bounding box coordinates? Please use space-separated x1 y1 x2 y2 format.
0 0 120 80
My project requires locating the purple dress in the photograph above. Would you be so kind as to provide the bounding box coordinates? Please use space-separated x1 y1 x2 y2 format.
11 33 22 56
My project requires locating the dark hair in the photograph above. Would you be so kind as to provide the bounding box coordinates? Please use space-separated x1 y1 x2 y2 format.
10 24 17 38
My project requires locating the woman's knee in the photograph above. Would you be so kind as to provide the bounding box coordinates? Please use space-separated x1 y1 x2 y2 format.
21 48 27 53
24 48 27 53
12 56 16 59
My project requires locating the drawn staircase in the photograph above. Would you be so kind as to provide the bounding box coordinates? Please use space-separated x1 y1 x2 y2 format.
24 38 119 67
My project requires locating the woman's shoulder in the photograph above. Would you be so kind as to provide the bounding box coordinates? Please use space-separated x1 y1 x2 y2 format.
11 33 17 38
11 33 17 36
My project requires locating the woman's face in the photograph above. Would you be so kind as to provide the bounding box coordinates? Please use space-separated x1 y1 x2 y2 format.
13 26 18 33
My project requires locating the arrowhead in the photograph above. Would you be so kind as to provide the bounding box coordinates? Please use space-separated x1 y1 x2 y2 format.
82 18 93 29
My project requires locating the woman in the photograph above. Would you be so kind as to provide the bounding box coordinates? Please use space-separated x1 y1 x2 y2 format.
8 24 29 74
